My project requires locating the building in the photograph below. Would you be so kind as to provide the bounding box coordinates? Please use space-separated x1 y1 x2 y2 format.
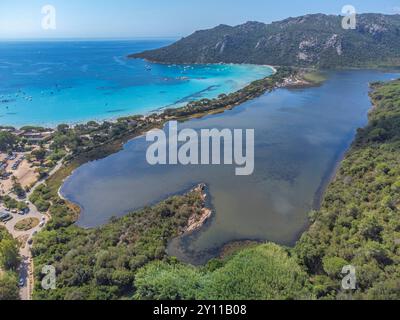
16 131 53 144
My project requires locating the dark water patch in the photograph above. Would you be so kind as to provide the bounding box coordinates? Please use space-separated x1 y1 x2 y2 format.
172 85 220 105
0 99 16 104
106 109 127 114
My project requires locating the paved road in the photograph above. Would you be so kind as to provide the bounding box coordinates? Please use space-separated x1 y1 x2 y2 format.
0 202 48 300
0 159 63 300
26 160 64 199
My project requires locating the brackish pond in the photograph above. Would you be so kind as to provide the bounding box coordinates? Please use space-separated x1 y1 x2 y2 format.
61 70 399 264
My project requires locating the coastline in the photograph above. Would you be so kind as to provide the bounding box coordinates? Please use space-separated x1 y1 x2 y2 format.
34 67 321 231
36 69 400 270
26 66 322 272
181 184 213 234
29 68 398 299
53 67 305 215
1 63 276 130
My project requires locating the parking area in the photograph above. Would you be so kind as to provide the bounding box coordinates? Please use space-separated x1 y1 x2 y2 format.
0 201 49 300
0 152 39 195
0 203 46 238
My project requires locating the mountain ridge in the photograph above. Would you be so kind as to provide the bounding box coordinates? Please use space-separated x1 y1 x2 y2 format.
130 13 400 68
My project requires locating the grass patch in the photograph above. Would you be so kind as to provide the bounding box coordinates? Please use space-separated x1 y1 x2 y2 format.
302 71 327 85
14 218 40 232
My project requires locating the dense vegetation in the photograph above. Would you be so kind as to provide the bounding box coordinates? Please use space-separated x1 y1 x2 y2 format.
131 14 400 68
0 227 20 300
134 243 312 300
0 131 19 152
294 79 400 299
32 188 205 299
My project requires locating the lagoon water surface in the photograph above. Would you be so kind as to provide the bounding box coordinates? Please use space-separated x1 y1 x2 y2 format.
0 40 273 127
61 70 399 264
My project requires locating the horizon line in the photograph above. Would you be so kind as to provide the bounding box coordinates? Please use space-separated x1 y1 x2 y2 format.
0 36 180 42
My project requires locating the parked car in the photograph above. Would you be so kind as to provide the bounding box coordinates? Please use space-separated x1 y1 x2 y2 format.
0 212 13 222
18 278 25 287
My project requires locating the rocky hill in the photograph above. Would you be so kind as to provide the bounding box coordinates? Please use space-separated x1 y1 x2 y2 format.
130 13 400 68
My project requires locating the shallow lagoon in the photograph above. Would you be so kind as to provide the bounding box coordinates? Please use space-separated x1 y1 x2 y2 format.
0 40 273 127
61 70 399 264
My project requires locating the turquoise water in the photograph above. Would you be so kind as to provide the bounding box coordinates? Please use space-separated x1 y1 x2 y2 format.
0 40 273 127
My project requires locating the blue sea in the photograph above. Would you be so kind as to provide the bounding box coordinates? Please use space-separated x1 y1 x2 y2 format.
0 40 273 127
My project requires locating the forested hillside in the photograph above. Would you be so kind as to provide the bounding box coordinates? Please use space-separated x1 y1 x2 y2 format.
295 79 400 299
32 187 206 299
131 14 400 68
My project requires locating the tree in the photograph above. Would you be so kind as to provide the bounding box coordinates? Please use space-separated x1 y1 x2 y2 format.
57 124 70 134
0 239 20 271
0 131 18 152
32 148 47 162
0 272 19 300
1 196 18 209
12 182 26 199
322 257 348 278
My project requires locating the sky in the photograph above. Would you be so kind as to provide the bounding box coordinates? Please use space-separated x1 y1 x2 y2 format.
1 0 400 39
